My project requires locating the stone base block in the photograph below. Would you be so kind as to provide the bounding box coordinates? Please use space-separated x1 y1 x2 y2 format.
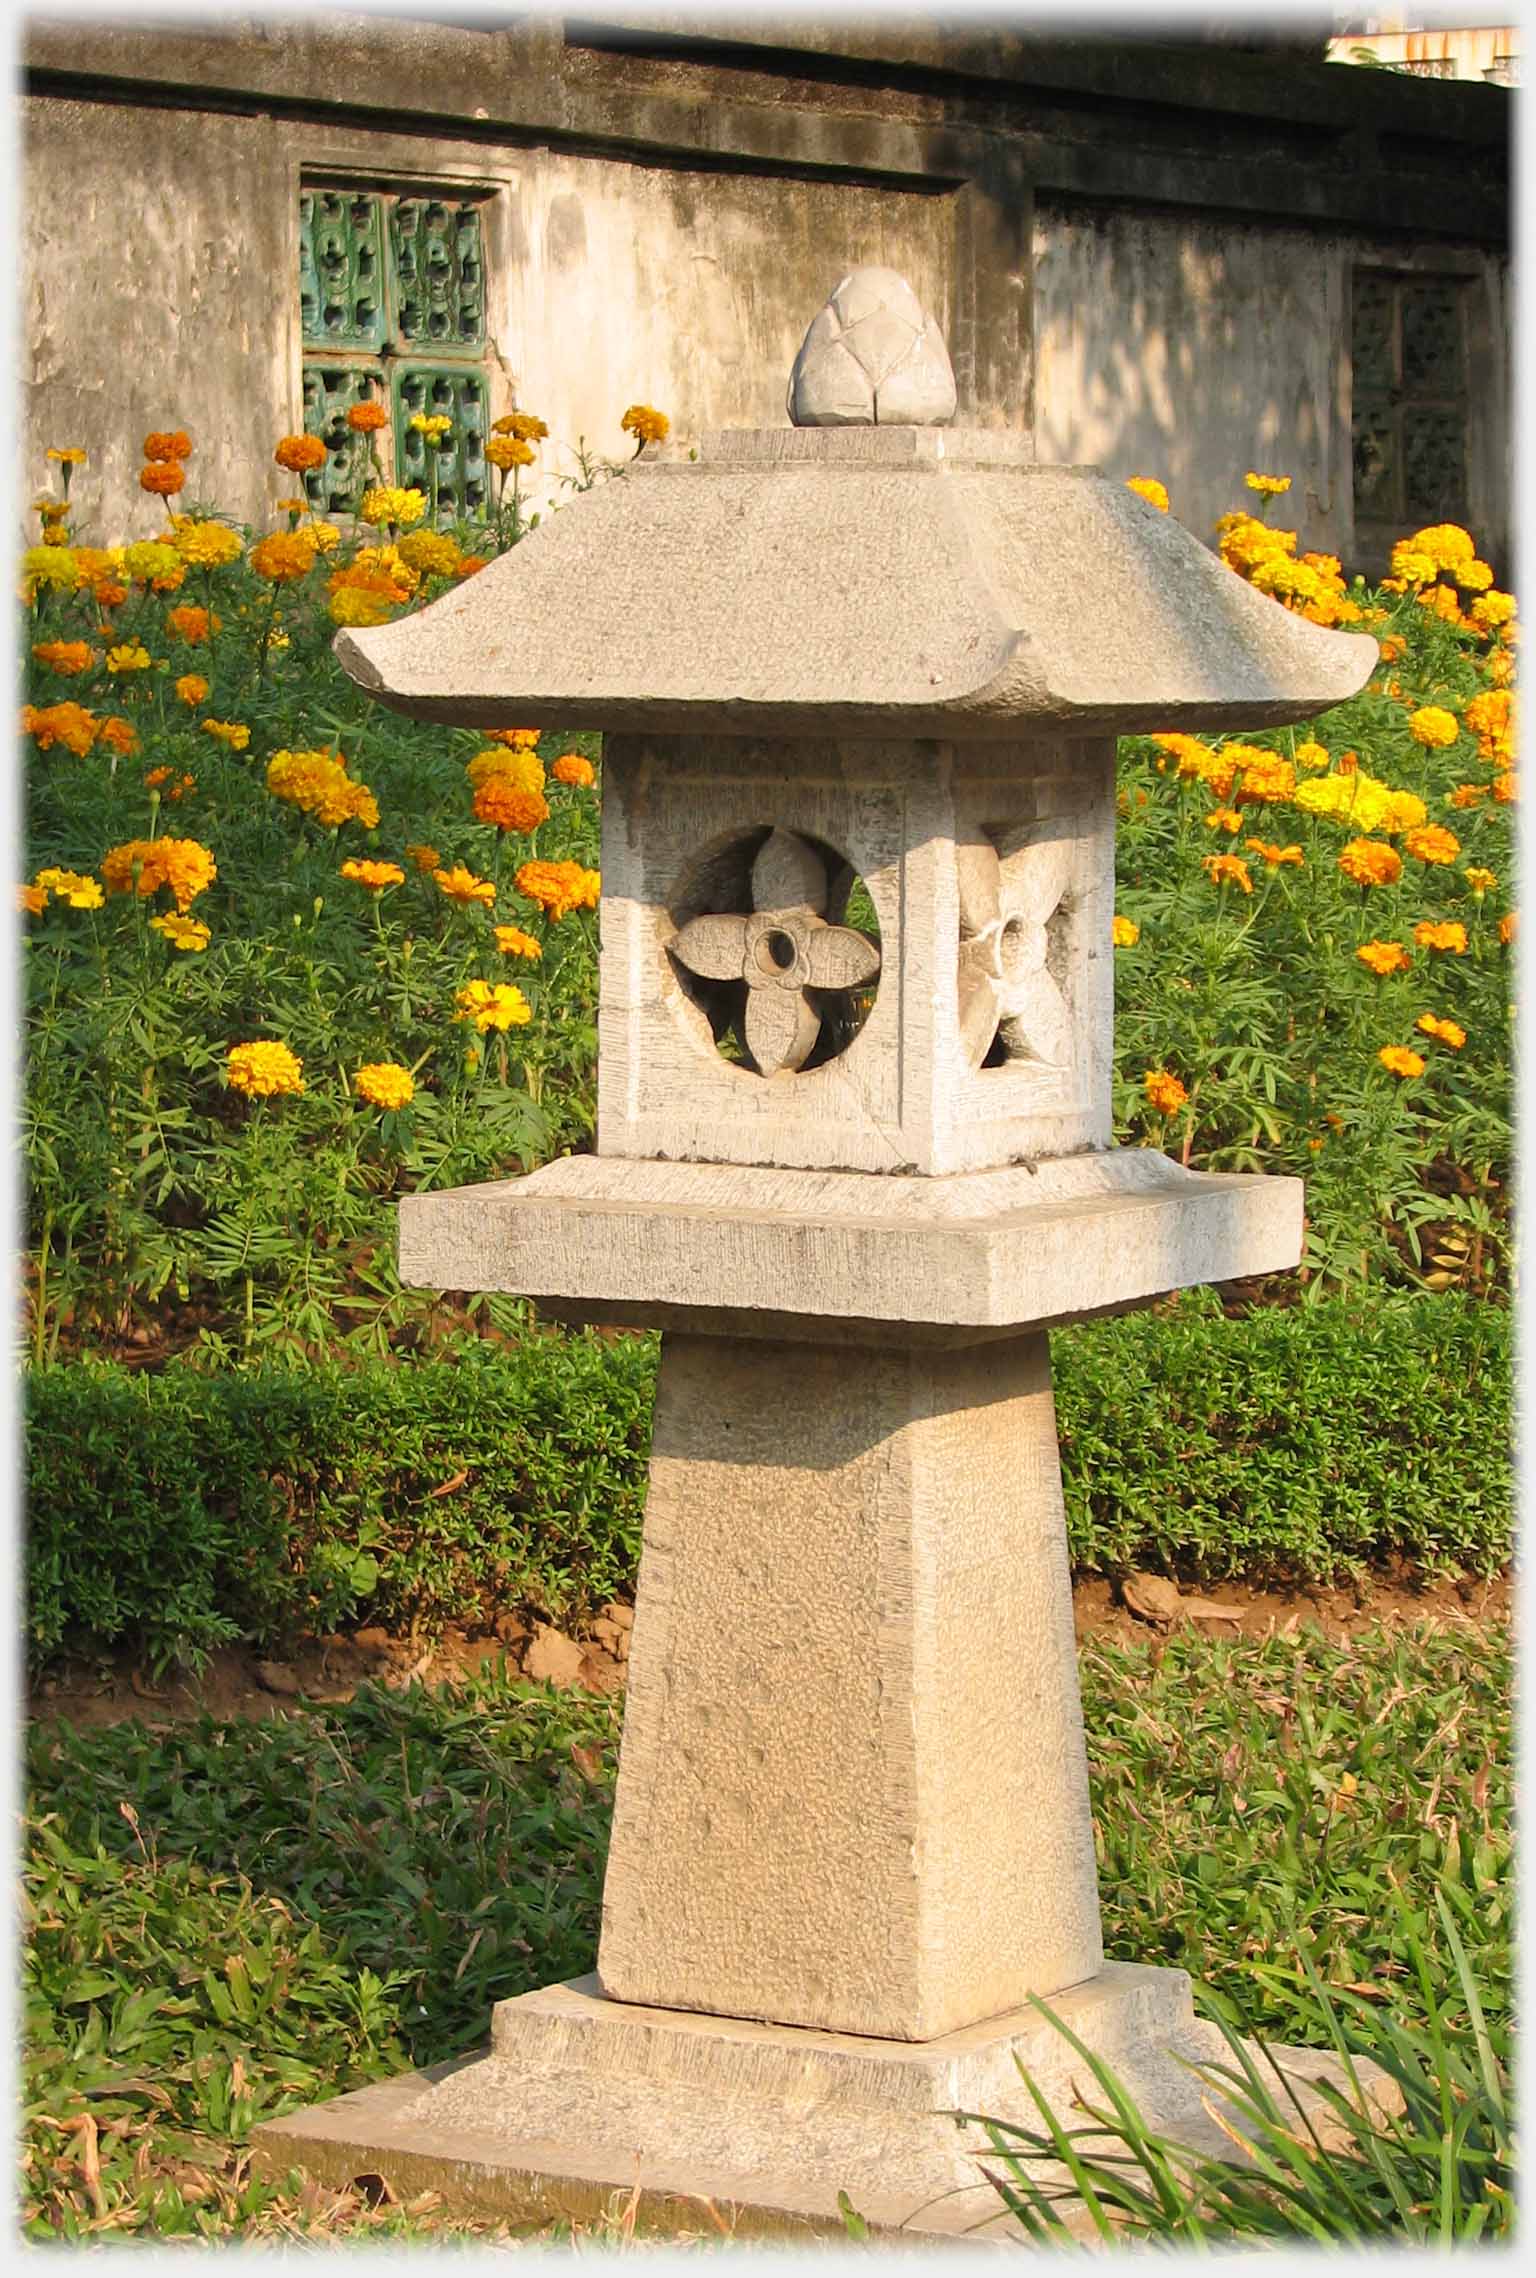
252 1965 1389 2245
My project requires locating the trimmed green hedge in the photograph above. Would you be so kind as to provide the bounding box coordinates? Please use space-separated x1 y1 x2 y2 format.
25 1291 1509 1670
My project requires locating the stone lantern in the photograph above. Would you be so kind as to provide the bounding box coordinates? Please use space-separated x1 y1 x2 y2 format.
257 271 1383 2239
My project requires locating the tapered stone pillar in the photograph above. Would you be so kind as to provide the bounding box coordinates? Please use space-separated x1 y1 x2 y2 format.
254 267 1393 2241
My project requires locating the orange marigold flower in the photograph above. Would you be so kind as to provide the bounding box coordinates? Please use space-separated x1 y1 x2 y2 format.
227 1040 304 1098
485 435 535 472
494 923 543 960
275 433 327 473
1491 771 1518 803
1143 1069 1188 1116
514 858 601 921
32 640 94 676
1378 634 1407 662
491 411 549 441
433 863 496 908
1416 1013 1467 1049
1202 852 1254 893
1356 940 1410 977
249 530 318 583
453 554 491 580
551 752 596 788
485 727 541 750
143 430 193 462
100 835 217 910
339 858 405 891
1203 806 1242 834
1499 911 1517 946
1402 823 1460 867
1244 839 1304 868
23 700 98 755
354 1061 415 1109
1446 784 1486 810
139 463 186 496
1379 1045 1426 1080
174 673 210 706
405 843 441 872
1413 920 1469 955
1338 839 1402 889
167 605 217 644
347 401 389 433
1232 749 1296 803
472 778 550 833
620 404 669 449
97 715 139 757
18 884 46 916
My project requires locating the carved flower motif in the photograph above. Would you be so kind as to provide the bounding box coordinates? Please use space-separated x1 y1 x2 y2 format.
669 828 880 1077
955 829 1074 1072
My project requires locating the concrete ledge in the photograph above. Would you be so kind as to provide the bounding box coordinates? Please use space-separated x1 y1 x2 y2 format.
399 1148 1303 1335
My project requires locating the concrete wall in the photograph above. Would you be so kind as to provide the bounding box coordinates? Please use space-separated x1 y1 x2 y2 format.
1033 200 1510 572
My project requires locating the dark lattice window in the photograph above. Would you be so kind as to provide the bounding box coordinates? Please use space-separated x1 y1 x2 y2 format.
299 186 491 521
1351 271 1470 530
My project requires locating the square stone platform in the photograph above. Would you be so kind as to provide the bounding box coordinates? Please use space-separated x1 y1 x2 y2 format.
253 1965 1393 2245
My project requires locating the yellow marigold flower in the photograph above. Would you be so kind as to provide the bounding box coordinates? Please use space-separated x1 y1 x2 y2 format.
359 484 427 529
1202 852 1254 894
19 884 46 916
1407 522 1476 570
34 866 104 910
433 863 497 908
1111 915 1140 947
249 529 318 583
1203 805 1242 834
1293 739 1330 771
1338 838 1403 888
397 529 462 578
123 541 181 586
467 746 545 793
1244 838 1303 868
472 778 550 833
1379 1045 1426 1080
174 673 209 706
46 446 87 465
32 640 94 677
1402 823 1460 866
492 411 548 441
1499 911 1517 946
1356 939 1410 977
485 435 535 472
202 718 251 750
454 979 532 1032
143 430 193 463
1416 1013 1466 1050
1143 1069 1188 1115
23 545 78 596
405 843 441 872
274 433 327 473
1463 866 1497 896
139 463 186 497
1471 589 1517 633
1455 558 1494 593
551 752 596 788
1414 920 1469 955
329 586 395 628
100 835 217 910
1294 770 1424 836
167 604 217 644
514 858 600 920
620 404 670 448
339 858 405 891
408 413 454 444
267 748 377 829
227 1040 304 1098
105 643 152 673
1125 476 1168 512
1244 472 1292 496
23 700 98 755
150 912 211 952
172 520 244 569
354 1061 415 1109
1408 706 1460 750
494 923 542 960
347 400 389 434
308 521 340 556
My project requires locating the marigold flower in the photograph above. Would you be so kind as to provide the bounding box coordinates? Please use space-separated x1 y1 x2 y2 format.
1202 852 1253 893
1408 706 1460 750
433 863 497 908
150 912 211 952
1491 771 1518 803
174 673 210 706
405 843 441 872
1470 589 1517 634
354 1061 415 1109
467 746 545 793
139 463 186 497
360 484 427 529
105 643 152 674
1111 915 1140 947
1244 839 1303 868
32 640 94 676
551 752 596 788
35 866 104 910
492 411 548 441
1143 1069 1188 1115
227 1040 304 1098
1244 472 1291 496
329 585 396 629
1413 920 1469 955
202 718 251 750
408 413 454 444
98 715 138 757
46 446 87 466
472 778 550 833
22 544 78 597
397 530 462 578
486 727 541 750
249 529 318 583
455 979 532 1032
1203 806 1242 834
1499 911 1517 946
494 923 542 960
1462 866 1497 896
1416 1013 1466 1050
1446 784 1486 810
454 554 491 581
1125 476 1168 512
1377 635 1408 663
23 701 98 755
1293 740 1330 771
485 435 534 472
339 858 405 891
347 400 389 433
308 521 340 556
18 885 46 916
172 520 243 569
1402 823 1461 867
274 433 327 473
1356 940 1410 977
267 748 377 828
100 835 217 910
124 540 182 586
514 858 601 920
620 404 670 449
1378 1045 1425 1080
1338 838 1402 888
143 430 193 462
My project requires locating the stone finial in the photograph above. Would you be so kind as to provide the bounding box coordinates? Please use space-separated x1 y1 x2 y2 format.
788 266 957 428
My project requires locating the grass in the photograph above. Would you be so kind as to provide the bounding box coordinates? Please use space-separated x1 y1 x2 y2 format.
22 1619 1511 2243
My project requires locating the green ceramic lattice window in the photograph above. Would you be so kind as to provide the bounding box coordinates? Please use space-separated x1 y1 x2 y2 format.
1351 270 1470 531
299 187 492 519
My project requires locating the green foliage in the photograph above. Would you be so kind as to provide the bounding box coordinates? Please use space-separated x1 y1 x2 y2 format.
22 1621 1509 2241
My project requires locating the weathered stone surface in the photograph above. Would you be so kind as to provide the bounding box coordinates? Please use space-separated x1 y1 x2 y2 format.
399 1149 1304 1332
788 266 957 427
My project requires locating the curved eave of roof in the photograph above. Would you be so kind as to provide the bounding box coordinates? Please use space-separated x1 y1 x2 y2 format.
335 460 1377 738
